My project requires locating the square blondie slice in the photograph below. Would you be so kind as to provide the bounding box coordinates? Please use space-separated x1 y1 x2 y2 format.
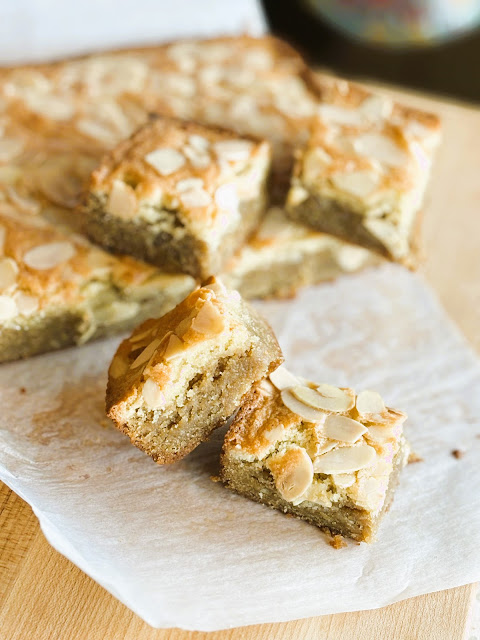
286 78 441 266
83 115 271 279
106 277 283 464
221 367 410 542
222 206 381 299
0 208 195 362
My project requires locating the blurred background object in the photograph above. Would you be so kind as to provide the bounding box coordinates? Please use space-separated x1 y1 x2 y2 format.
262 0 480 102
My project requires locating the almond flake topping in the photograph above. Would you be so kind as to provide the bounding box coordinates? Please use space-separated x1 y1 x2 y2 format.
142 377 165 409
130 338 162 369
356 390 386 416
0 257 18 290
179 187 211 209
162 333 184 361
313 442 376 474
292 383 355 413
190 300 224 335
145 148 186 176
23 241 76 270
213 140 253 163
267 446 314 502
107 180 137 220
323 414 367 443
214 183 239 214
0 295 17 321
14 293 39 315
280 388 327 423
269 366 300 391
109 356 129 379
331 170 380 199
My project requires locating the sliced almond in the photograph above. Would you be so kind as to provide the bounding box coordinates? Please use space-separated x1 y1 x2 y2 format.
0 257 18 290
144 148 186 176
292 384 355 413
213 139 253 163
106 180 137 220
364 425 397 444
129 326 156 344
258 379 275 396
331 170 380 199
203 279 226 296
109 356 129 379
318 104 365 127
323 414 367 443
0 138 24 162
142 377 165 409
179 187 211 209
313 442 376 474
23 241 76 270
269 366 300 391
267 446 313 502
130 338 162 369
162 333 184 361
332 473 357 488
0 295 17 321
176 177 204 193
353 133 408 168
280 389 327 423
360 95 393 121
335 245 370 272
356 390 386 416
14 292 39 315
190 300 225 335
188 134 210 152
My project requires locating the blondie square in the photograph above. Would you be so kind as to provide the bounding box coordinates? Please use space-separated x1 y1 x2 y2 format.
83 115 271 279
106 278 283 463
221 366 410 542
287 77 441 265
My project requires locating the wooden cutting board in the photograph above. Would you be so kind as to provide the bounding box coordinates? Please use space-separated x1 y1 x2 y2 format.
0 85 479 640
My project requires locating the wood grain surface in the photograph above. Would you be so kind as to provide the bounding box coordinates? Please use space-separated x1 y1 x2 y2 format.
1 87 479 639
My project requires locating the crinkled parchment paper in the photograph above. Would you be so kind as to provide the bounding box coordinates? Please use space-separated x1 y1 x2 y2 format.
1 264 479 631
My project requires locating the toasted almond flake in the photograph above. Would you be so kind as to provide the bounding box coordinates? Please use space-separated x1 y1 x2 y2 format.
356 390 386 416
324 415 367 443
7 188 41 215
203 279 226 296
129 327 156 344
332 473 357 488
258 379 275 396
130 338 162 369
106 180 137 220
176 177 204 193
267 446 313 502
0 257 18 290
109 356 129 379
183 145 211 169
95 300 139 324
23 241 76 270
76 118 119 145
26 95 75 120
363 218 408 259
292 383 355 413
360 95 393 121
145 148 185 176
354 133 409 168
191 300 224 335
313 442 376 474
269 366 300 391
188 134 210 152
281 389 327 423
213 140 253 163
0 295 17 320
163 333 184 360
288 184 309 207
214 183 239 214
318 104 365 127
142 377 166 409
179 187 211 209
364 425 397 444
14 292 38 315
331 170 380 199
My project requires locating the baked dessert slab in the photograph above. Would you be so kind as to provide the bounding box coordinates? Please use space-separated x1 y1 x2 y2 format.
106 277 283 464
82 115 271 279
221 367 410 542
0 206 195 362
223 206 381 299
287 77 441 266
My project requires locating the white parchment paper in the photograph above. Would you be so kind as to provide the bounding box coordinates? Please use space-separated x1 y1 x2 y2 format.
1 264 479 631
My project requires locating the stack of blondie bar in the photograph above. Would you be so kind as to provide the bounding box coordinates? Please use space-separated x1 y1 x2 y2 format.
0 35 440 362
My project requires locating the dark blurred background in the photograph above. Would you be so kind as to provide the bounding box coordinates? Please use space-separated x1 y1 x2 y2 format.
262 0 480 103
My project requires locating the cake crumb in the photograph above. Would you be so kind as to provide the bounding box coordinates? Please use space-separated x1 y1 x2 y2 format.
210 475 221 483
329 534 347 549
408 452 423 464
19 387 26 394
451 449 464 459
